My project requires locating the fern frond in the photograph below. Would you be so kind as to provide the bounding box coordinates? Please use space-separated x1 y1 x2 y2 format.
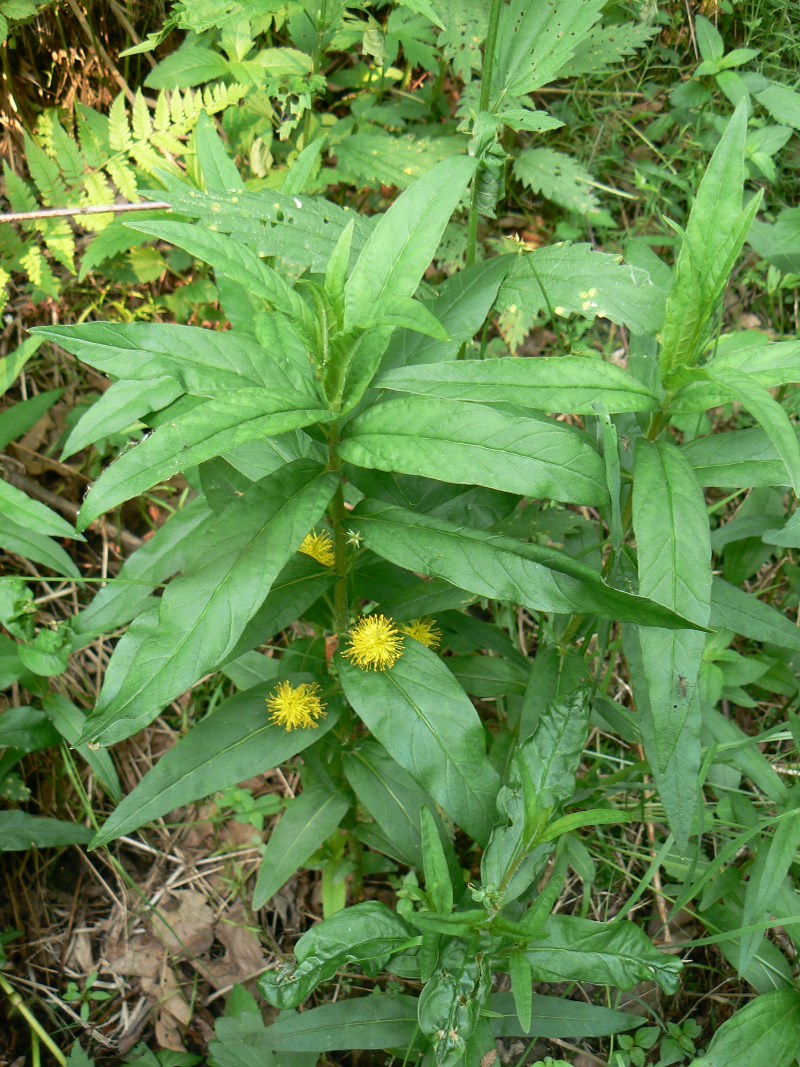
104 157 138 201
108 93 133 153
23 133 68 206
132 89 153 142
48 115 87 186
80 171 116 232
40 220 76 273
4 166 37 214
20 244 60 299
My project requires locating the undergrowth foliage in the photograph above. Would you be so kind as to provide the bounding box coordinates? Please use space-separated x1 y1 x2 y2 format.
3 1 800 1064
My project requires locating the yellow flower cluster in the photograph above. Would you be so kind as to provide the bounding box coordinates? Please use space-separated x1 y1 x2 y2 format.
400 617 442 650
299 530 335 567
343 614 405 671
266 681 327 731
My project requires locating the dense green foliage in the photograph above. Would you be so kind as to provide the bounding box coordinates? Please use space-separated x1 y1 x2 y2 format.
2 1 800 1064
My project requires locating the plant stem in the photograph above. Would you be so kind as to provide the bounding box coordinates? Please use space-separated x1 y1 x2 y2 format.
327 429 350 633
0 974 67 1067
465 0 504 269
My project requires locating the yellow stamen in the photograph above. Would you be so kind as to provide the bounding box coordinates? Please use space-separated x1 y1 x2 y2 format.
266 681 327 731
299 530 335 567
342 614 404 671
400 617 442 651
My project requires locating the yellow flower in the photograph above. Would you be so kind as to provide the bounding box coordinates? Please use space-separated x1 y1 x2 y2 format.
266 681 327 731
343 614 404 671
299 529 335 567
400 617 442 651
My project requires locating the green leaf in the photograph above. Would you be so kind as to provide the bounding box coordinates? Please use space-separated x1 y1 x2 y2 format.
514 148 606 219
256 993 421 1052
0 336 43 398
42 695 121 803
0 811 92 851
128 220 308 320
691 988 800 1067
489 991 640 1038
524 915 681 993
252 778 351 908
62 377 183 459
354 295 449 340
756 84 800 130
337 640 501 846
632 440 711 847
77 391 331 531
259 904 416 1010
0 707 59 751
352 501 703 628
80 462 337 746
343 740 456 872
0 387 63 451
92 685 334 846
144 42 229 89
695 15 724 62
419 805 453 914
710 576 800 652
509 951 533 1034
660 102 761 377
0 480 79 540
33 323 310 395
499 243 665 336
493 0 604 96
0 520 80 579
377 356 659 414
683 426 793 488
339 396 608 505
344 155 475 329
738 788 800 974
194 110 241 194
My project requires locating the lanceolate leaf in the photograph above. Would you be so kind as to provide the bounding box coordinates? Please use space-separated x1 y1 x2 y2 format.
352 501 702 629
344 156 476 330
62 376 183 460
490 992 640 1039
92 684 335 845
252 778 351 908
337 641 501 846
710 577 800 652
339 396 608 505
377 356 660 414
0 812 93 851
682 426 792 488
632 440 711 847
80 462 337 745
660 102 760 377
77 391 332 531
692 988 800 1067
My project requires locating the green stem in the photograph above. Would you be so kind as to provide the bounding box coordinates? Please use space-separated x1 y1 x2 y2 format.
465 0 504 269
327 429 350 634
0 974 67 1067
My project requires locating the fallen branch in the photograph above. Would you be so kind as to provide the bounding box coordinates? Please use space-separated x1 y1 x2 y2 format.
0 201 170 224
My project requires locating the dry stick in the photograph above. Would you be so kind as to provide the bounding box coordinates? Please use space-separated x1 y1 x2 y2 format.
0 201 170 225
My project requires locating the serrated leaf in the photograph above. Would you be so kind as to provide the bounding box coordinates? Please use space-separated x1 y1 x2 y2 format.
514 148 604 217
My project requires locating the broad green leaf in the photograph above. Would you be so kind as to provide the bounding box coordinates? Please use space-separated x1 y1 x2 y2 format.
756 84 800 130
343 740 456 873
352 501 702 629
331 131 467 190
448 654 528 698
377 356 659 414
0 480 79 540
0 520 80 579
418 939 491 1064
712 580 800 653
339 396 608 505
514 147 606 219
147 173 374 275
354 295 449 341
683 426 792 488
337 640 501 846
34 322 314 396
660 103 761 377
691 988 800 1067
62 377 183 459
521 687 591 810
129 220 308 320
738 788 800 974
764 508 800 548
77 391 332 531
344 155 476 330
499 243 665 336
144 42 229 88
252 778 350 908
525 915 681 993
493 0 604 96
0 335 43 397
256 993 421 1052
0 708 59 751
73 497 213 637
80 462 337 745
509 952 533 1034
420 806 453 914
490 991 640 1038
92 684 334 846
633 440 711 847
0 388 63 451
259 903 416 1010
0 811 92 851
